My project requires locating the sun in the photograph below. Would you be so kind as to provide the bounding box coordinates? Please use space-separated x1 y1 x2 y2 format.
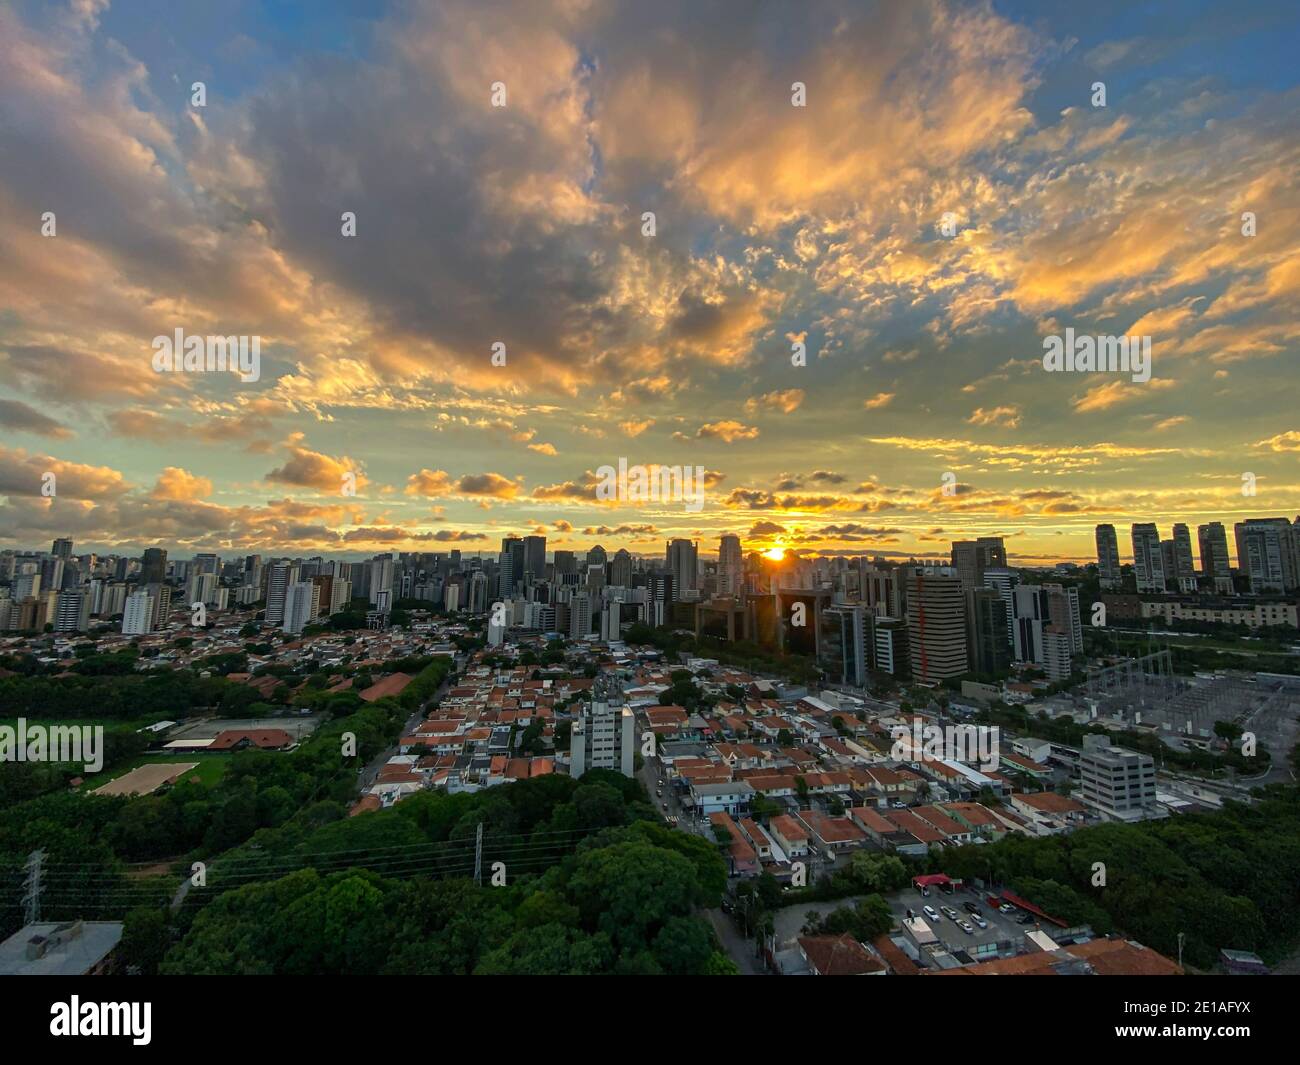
763 546 786 561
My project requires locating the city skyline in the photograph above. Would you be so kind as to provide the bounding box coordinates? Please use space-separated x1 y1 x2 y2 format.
2 0 1298 566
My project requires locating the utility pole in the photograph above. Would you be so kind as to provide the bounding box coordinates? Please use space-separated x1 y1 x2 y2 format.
473 822 484 887
22 849 45 927
1177 931 1185 970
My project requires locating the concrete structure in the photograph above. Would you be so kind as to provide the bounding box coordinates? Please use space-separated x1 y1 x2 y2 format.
570 696 634 778
1078 735 1158 822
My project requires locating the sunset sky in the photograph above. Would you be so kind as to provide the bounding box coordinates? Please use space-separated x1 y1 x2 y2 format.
1 0 1297 563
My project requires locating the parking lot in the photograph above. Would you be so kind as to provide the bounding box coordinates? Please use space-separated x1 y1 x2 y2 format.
887 883 1032 957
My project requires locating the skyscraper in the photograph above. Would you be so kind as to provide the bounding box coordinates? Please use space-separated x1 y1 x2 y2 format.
122 591 153 635
1095 524 1121 589
965 588 1010 676
1170 523 1197 592
1197 522 1231 586
666 539 698 599
1131 524 1165 594
609 548 633 588
904 568 968 681
1234 518 1299 594
523 535 547 584
140 547 168 585
283 582 320 634
1011 585 1049 663
265 561 297 626
51 537 73 559
950 537 1006 590
718 533 743 596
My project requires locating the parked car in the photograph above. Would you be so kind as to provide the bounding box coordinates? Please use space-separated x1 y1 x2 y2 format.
939 881 955 895
972 915 988 930
923 905 941 922
999 903 1016 914
963 901 982 915
919 885 930 897
941 906 960 921
1016 913 1035 925
890 800 906 809
957 920 975 935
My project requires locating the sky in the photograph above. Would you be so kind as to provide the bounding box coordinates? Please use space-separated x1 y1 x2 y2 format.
0 0 1297 564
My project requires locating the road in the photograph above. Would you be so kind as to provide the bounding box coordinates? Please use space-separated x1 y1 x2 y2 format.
358 674 452 791
705 907 766 975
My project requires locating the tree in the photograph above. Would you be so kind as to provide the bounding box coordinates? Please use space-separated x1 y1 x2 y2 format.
120 906 171 975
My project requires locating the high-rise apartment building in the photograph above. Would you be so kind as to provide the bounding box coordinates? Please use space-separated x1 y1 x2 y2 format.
1234 518 1299 594
283 582 320 634
122 591 153 635
570 696 634 778
1170 524 1197 592
1197 522 1232 592
265 561 299 625
1131 524 1165 594
1095 524 1122 589
51 538 74 559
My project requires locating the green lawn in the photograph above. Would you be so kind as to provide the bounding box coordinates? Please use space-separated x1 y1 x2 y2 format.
82 753 229 790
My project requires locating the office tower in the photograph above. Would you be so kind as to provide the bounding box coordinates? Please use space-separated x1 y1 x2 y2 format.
1131 524 1165 594
140 548 168 585
666 539 699 599
718 534 743 596
192 552 221 576
122 591 154 635
468 570 489 614
982 567 1018 646
861 565 905 618
283 582 320 634
496 537 524 599
1095 524 1122 589
369 555 395 606
1011 585 1050 664
950 537 1007 590
265 561 296 625
609 548 634 589
965 588 1010 676
1234 518 1299 594
1041 627 1074 682
51 538 73 559
570 696 634 778
872 617 909 677
523 535 547 584
649 573 674 626
1043 584 1083 653
904 569 968 681
820 604 869 686
553 550 577 578
1170 524 1197 592
54 589 91 633
1197 522 1231 589
1078 736 1157 822
586 545 608 573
